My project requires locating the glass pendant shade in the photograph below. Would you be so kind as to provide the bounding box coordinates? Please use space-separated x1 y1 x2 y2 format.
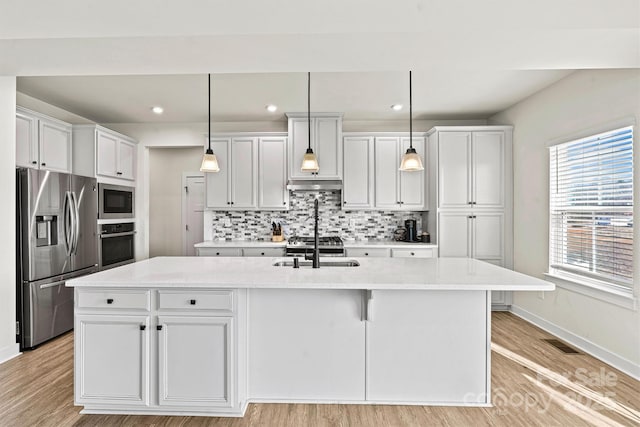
399 147 424 171
301 148 320 172
200 148 220 172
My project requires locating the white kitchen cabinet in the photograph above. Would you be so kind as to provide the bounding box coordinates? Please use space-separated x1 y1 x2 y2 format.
72 124 138 182
242 248 286 257
437 212 504 263
390 248 435 258
373 136 426 211
196 247 243 257
342 136 374 209
287 113 342 180
258 137 289 210
249 289 366 401
437 130 505 210
16 107 72 173
366 290 488 403
158 316 233 407
344 248 390 257
75 314 150 406
75 288 247 416
205 137 259 210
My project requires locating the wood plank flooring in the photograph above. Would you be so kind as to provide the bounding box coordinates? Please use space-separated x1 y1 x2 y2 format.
1 312 638 426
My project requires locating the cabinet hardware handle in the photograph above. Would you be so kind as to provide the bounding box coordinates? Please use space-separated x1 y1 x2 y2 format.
472 201 477 205
261 252 265 256
140 325 146 331
468 215 473 219
365 253 369 256
157 325 163 331
411 252 415 256
190 299 196 305
400 201 404 205
116 172 122 175
41 163 46 166
231 202 234 205
283 202 286 205
468 201 473 205
106 298 114 304
473 215 477 218
31 161 37 165
216 252 220 256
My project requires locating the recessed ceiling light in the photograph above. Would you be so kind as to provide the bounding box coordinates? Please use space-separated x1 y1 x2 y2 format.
391 104 403 111
151 106 164 114
266 104 278 113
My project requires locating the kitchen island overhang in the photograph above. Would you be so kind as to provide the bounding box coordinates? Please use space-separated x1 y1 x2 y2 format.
67 257 554 417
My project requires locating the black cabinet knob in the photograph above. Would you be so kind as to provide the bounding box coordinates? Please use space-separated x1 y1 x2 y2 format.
41 163 46 166
190 299 196 305
283 202 287 205
227 202 230 205
261 252 265 256
156 325 163 331
106 298 114 304
140 325 146 331
231 202 234 205
216 252 220 256
411 252 415 256
365 253 369 256
31 161 37 165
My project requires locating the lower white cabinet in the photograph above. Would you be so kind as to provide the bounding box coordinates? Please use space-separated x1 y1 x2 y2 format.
74 288 246 416
345 248 390 257
196 247 284 257
75 314 150 406
197 248 243 257
242 248 286 257
390 248 435 258
345 246 436 258
158 316 233 407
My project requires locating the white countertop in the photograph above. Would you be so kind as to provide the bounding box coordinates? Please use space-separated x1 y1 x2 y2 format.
68 256 554 292
194 240 437 249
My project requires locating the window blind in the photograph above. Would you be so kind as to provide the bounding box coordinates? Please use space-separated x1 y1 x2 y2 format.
549 126 634 288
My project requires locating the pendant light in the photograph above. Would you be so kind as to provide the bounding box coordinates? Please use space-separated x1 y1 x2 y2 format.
300 72 320 173
200 73 220 172
399 70 424 171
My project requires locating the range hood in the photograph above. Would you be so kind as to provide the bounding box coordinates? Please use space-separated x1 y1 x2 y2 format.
286 180 343 191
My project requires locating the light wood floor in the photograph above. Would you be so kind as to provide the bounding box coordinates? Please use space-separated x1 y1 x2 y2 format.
1 312 638 426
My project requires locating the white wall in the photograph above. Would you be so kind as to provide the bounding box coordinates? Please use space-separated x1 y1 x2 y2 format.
490 69 640 377
0 77 18 363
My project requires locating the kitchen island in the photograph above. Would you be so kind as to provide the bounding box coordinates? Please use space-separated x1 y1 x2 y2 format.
67 256 554 417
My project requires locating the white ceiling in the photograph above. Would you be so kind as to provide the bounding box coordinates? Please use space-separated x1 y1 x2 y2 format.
17 70 574 123
5 0 637 123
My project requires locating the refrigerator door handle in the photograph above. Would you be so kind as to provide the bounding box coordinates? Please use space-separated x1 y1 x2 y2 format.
63 191 73 256
71 192 80 255
39 280 66 290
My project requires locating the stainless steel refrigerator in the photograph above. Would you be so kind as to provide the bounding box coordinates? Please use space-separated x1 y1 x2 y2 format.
16 168 98 350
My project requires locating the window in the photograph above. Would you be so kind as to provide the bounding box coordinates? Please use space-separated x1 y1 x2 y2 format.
549 126 633 290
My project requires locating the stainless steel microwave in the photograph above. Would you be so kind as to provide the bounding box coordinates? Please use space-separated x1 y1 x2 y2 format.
98 183 134 219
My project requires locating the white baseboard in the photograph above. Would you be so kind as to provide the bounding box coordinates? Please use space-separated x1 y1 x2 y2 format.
510 305 640 380
0 343 20 365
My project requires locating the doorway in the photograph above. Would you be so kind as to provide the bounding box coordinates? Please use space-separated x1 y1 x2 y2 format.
182 173 205 256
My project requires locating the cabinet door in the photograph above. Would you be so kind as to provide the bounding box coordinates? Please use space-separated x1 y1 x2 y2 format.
249 289 365 401
158 316 232 407
374 137 400 209
399 137 426 209
288 118 314 180
230 137 256 208
75 314 149 406
438 212 471 257
39 119 72 173
16 112 39 168
472 132 504 209
343 136 373 209
96 131 119 177
438 132 471 209
366 290 488 403
315 117 341 179
117 139 136 180
473 212 504 260
205 139 231 209
258 137 288 209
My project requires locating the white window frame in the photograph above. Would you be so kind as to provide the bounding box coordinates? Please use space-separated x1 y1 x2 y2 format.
547 125 636 310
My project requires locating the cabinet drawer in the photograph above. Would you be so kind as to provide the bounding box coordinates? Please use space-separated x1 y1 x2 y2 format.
197 248 242 257
158 290 234 312
345 248 390 257
76 289 150 310
242 248 285 257
391 248 435 258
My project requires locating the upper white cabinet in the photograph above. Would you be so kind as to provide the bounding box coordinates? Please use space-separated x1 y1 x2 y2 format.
73 124 137 183
205 134 288 211
287 113 342 180
258 137 289 210
437 130 505 210
342 136 374 209
16 107 72 173
373 135 426 211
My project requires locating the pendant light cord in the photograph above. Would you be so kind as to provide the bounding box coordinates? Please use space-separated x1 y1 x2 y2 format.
208 73 211 151
307 71 311 151
409 70 413 150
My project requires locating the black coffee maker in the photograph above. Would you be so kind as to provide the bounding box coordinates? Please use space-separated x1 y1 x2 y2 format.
404 219 418 242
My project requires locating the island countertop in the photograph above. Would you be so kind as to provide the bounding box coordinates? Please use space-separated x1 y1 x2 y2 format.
67 256 554 291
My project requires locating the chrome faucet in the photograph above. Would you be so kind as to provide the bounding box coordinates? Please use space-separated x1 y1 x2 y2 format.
304 198 320 268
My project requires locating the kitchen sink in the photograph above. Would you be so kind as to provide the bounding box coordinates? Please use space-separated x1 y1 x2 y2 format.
272 259 360 268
